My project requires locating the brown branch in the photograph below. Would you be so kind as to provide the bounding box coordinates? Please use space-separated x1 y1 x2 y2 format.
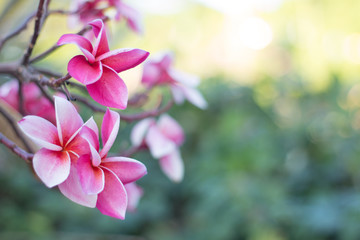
22 0 47 65
0 104 33 153
0 132 33 163
71 93 106 112
121 99 174 122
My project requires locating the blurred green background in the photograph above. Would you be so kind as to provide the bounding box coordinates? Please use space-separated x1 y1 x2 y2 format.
2 0 360 239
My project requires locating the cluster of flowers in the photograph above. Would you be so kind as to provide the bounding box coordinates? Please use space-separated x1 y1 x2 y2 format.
0 0 206 219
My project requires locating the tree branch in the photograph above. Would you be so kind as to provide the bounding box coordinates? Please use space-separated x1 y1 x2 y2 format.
22 0 47 65
0 104 34 153
0 132 33 163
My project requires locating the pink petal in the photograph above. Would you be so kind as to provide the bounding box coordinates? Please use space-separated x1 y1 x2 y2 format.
170 84 186 104
175 84 208 109
115 2 144 35
158 52 174 69
101 157 147 184
168 68 200 87
96 168 127 219
89 19 109 57
18 116 62 151
100 109 120 158
159 149 184 182
98 48 149 73
54 96 84 146
66 133 91 159
157 114 185 146
84 117 99 139
80 126 100 152
130 118 155 146
33 148 71 188
68 55 103 85
86 65 128 109
57 34 95 62
88 139 101 166
145 125 176 158
77 155 104 195
59 164 97 208
125 183 143 212
141 62 162 87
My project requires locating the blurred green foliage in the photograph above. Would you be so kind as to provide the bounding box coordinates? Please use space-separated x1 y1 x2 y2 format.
2 75 360 240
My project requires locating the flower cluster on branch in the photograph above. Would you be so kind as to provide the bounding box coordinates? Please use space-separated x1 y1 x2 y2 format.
0 0 207 219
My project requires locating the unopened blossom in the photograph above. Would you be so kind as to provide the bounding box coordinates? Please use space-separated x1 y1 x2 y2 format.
60 108 147 219
72 0 143 34
142 52 207 109
0 80 57 124
58 19 149 109
131 114 185 182
18 97 89 188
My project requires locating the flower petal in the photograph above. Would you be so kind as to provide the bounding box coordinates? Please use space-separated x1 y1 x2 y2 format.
59 164 97 208
125 183 143 212
141 62 162 87
77 155 104 195
170 84 186 105
86 65 128 109
80 126 100 152
168 68 200 87
130 118 154 146
102 157 147 184
115 2 144 35
54 96 84 146
100 109 120 158
89 19 109 57
145 125 176 158
98 48 149 73
33 148 70 187
157 114 184 146
96 168 127 219
68 55 103 85
176 84 208 109
18 116 61 151
57 34 95 62
159 149 184 182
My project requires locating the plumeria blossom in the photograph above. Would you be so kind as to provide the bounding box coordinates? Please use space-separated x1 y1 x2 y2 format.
142 52 207 109
58 19 149 109
60 108 147 219
125 182 143 212
71 0 143 34
0 80 57 124
18 96 89 188
131 114 185 182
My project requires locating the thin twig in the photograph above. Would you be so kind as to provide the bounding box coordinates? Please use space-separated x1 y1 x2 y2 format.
17 81 25 115
121 99 174 122
71 93 106 112
34 81 54 105
52 73 71 87
0 13 36 52
22 0 46 65
33 67 62 78
0 132 33 163
0 104 33 153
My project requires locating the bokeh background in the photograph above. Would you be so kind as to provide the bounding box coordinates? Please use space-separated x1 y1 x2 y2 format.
2 0 360 239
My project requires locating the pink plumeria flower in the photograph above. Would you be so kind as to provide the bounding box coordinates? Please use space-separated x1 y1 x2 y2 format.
125 182 143 212
59 108 147 219
58 19 149 109
71 0 143 34
131 114 185 182
0 80 59 124
18 96 89 188
142 52 207 109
